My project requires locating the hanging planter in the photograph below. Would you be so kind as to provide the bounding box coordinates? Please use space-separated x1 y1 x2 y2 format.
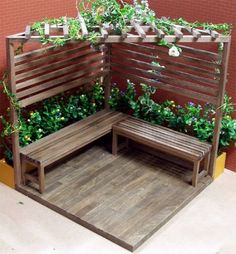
0 159 15 188
213 152 226 179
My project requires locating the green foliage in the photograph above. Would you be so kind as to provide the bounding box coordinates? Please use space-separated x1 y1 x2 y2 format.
109 80 236 153
109 80 136 112
1 81 105 161
30 0 232 47
19 81 104 147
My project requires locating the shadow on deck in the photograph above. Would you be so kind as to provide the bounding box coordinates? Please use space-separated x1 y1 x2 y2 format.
18 138 212 252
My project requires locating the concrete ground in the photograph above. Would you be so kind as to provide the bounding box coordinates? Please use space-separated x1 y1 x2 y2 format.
0 170 236 254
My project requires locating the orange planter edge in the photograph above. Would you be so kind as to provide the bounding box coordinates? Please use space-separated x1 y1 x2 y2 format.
0 159 15 189
213 152 226 180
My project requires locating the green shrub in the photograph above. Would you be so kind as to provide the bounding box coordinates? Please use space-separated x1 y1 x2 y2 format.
109 80 236 153
1 81 105 161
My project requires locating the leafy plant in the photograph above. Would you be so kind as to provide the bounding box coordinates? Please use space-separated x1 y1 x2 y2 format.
29 0 232 48
1 80 105 162
109 80 236 153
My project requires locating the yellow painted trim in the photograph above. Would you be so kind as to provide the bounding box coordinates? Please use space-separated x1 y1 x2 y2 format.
213 152 226 179
0 159 15 189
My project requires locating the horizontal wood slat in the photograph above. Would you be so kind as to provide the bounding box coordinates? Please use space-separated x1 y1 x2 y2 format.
16 54 106 90
16 50 102 82
112 55 219 88
127 43 220 60
111 47 218 78
14 41 90 63
112 62 218 96
20 110 115 154
15 45 95 72
112 70 217 105
17 62 108 99
113 44 220 69
19 70 108 107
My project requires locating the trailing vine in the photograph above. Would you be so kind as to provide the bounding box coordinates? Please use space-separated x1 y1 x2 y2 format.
0 44 24 162
29 0 232 48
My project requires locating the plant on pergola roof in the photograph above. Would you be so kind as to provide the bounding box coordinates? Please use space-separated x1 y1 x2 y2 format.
9 0 231 47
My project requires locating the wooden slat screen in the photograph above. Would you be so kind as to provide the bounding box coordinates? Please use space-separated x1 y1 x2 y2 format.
14 42 108 107
111 43 222 105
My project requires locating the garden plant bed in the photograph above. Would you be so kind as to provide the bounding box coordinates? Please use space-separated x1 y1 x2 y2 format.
18 140 211 251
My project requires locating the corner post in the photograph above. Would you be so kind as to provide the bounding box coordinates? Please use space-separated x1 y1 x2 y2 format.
6 38 21 187
209 38 231 176
104 44 111 110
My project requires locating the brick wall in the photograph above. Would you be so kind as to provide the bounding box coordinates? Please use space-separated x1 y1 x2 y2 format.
0 0 235 170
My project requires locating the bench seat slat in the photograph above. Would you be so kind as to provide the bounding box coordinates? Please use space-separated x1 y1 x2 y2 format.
20 110 127 167
113 117 212 161
30 113 126 164
115 123 209 157
119 119 211 151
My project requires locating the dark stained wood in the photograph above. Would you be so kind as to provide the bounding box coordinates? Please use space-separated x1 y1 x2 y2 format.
19 70 108 107
17 144 212 251
15 49 98 82
14 42 90 63
209 40 231 176
112 70 218 104
111 58 219 91
16 54 105 91
20 110 128 192
15 46 95 72
112 117 212 186
6 38 20 186
104 45 111 109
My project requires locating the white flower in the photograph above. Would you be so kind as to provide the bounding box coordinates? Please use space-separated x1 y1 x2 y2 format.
168 46 180 57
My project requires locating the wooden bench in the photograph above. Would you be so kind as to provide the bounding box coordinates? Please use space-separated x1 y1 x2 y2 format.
20 110 127 193
112 117 212 187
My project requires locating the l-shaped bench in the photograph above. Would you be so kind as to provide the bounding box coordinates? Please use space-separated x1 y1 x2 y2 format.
20 110 127 193
20 110 212 193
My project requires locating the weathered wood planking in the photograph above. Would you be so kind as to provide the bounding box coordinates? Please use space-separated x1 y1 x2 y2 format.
18 144 212 251
21 110 128 192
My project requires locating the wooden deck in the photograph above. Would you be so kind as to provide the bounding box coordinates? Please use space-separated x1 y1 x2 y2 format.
18 140 212 251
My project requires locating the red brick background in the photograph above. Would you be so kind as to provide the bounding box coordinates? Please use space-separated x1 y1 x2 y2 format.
0 0 235 170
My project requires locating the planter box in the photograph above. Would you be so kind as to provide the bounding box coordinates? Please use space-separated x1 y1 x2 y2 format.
213 152 226 179
0 159 15 188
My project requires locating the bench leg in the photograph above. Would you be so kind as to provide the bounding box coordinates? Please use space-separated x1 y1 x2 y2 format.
126 138 130 149
21 159 27 186
204 152 211 175
38 165 45 194
192 161 200 187
112 131 118 156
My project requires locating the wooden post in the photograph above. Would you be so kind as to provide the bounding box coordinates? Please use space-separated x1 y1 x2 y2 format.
209 39 231 176
6 38 21 186
104 44 111 110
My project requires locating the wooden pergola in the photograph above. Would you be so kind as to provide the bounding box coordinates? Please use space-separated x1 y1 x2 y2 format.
6 20 231 189
4 13 232 249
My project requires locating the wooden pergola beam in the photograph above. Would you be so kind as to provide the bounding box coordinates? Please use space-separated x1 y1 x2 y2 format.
7 34 231 44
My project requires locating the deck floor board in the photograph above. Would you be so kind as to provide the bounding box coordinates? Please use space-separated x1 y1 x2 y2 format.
19 142 211 251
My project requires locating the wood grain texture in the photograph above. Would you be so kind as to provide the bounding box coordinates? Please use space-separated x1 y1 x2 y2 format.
18 142 212 251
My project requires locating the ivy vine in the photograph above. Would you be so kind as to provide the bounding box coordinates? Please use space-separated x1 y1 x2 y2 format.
29 0 232 47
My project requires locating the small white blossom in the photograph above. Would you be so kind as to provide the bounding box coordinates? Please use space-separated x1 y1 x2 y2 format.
168 46 180 57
